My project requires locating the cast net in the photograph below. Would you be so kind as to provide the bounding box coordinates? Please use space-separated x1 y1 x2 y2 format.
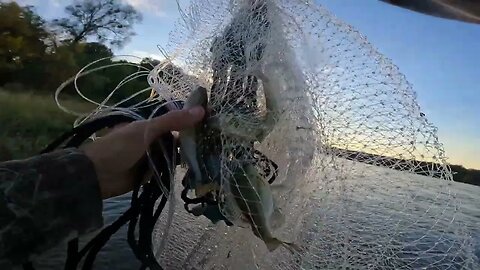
55 0 479 269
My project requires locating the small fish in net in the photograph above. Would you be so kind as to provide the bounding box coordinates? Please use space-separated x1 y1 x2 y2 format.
53 0 479 269
148 0 478 269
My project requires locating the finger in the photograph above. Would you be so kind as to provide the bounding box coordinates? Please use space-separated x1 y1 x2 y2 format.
112 123 130 130
154 106 205 132
145 106 205 143
107 123 129 134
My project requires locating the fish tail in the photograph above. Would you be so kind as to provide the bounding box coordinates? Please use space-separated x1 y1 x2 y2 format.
281 241 303 254
250 68 267 82
265 238 302 254
265 238 284 252
270 207 286 230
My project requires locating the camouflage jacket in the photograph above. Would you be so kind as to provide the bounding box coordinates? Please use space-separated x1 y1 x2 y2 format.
0 148 104 268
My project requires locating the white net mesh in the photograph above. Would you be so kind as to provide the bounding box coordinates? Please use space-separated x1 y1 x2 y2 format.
55 0 479 269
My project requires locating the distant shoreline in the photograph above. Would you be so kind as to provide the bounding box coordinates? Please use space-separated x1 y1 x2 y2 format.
331 147 480 187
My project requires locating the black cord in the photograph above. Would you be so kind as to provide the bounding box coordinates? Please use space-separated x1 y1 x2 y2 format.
22 98 278 270
40 114 139 154
64 239 79 270
22 262 34 270
23 102 175 270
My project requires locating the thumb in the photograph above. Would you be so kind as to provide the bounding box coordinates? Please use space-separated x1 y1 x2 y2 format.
145 106 205 142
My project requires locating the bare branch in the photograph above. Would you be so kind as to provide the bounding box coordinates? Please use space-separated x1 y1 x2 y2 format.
51 0 142 48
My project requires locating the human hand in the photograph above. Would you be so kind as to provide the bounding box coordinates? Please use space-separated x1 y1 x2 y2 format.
82 106 205 199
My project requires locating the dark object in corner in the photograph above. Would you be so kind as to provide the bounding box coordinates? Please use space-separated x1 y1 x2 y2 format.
380 0 480 24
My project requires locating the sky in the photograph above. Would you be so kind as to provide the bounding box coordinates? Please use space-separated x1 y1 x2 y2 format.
10 0 480 169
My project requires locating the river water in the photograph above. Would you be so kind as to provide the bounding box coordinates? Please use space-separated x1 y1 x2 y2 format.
29 164 479 270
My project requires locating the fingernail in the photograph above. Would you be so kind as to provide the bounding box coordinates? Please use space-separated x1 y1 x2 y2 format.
188 106 204 117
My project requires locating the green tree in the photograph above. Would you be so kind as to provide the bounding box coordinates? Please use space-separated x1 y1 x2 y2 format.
0 1 147 99
73 42 114 68
41 43 81 92
140 57 161 67
0 2 49 85
52 0 142 48
38 42 115 95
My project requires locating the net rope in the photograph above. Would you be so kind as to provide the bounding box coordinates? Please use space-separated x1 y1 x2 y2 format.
53 0 478 269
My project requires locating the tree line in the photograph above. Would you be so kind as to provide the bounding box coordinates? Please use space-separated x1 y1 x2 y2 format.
339 147 480 187
0 0 157 103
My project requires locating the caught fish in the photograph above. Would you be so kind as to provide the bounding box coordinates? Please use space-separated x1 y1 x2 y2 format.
229 162 300 253
207 67 282 143
190 204 234 226
179 86 223 197
178 86 220 196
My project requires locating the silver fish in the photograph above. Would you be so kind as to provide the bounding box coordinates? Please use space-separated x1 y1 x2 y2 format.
178 86 219 196
229 162 300 253
207 68 282 143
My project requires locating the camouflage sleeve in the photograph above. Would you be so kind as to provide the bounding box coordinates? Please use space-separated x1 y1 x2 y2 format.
0 148 104 268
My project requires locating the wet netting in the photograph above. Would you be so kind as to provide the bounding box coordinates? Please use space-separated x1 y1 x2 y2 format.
48 0 478 269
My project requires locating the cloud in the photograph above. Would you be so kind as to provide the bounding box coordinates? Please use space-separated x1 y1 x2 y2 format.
47 0 61 7
8 0 62 6
123 0 191 17
6 0 66 19
10 0 176 17
122 0 169 17
6 0 37 5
